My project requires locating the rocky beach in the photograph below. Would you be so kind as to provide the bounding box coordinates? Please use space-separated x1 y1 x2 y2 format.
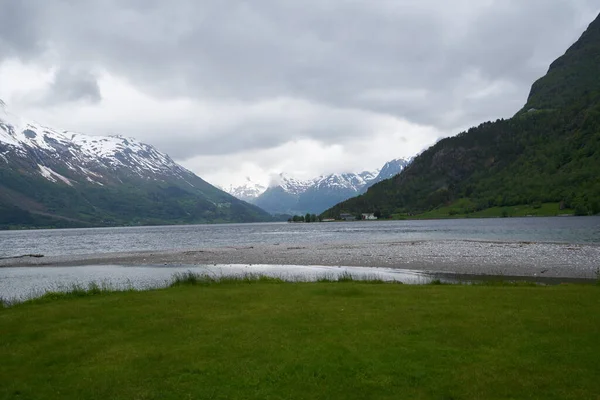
2 239 598 280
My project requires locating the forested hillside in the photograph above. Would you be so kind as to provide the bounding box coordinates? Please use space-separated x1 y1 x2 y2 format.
323 13 600 219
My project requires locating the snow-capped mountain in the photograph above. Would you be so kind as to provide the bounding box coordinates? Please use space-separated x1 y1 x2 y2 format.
276 174 315 195
0 103 188 183
0 100 271 228
312 170 379 193
373 158 411 184
250 159 411 215
225 177 267 202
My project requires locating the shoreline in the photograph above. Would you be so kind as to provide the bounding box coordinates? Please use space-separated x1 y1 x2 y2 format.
1 239 599 280
1 212 594 232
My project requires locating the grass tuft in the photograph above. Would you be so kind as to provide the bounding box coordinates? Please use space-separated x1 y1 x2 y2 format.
476 280 541 287
20 282 136 306
315 271 387 284
169 271 285 287
336 271 355 282
0 297 9 309
170 271 389 287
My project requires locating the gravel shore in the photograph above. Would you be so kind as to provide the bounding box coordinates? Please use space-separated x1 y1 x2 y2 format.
1 240 599 280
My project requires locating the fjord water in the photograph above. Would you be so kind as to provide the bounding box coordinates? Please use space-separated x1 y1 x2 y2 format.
1 217 599 301
0 217 599 258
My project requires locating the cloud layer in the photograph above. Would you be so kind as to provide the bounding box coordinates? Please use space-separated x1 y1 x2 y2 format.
0 0 598 186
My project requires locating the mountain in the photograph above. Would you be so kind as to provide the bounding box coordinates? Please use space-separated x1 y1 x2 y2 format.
323 13 600 219
373 159 411 185
0 102 272 228
252 159 410 215
225 177 266 203
295 172 376 214
522 14 600 113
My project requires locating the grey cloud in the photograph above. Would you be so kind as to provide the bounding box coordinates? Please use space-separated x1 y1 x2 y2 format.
1 1 599 144
44 68 102 104
107 99 398 159
15 67 102 106
0 1 43 60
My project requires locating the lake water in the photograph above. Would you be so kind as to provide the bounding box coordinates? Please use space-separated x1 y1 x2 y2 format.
1 217 599 258
1 218 599 302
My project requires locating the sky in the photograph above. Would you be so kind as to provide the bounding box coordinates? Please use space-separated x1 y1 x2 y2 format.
0 1 598 190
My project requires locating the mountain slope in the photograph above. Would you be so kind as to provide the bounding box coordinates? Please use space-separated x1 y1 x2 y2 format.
252 159 410 215
323 13 600 219
368 158 411 189
522 14 600 112
0 103 272 228
253 174 316 215
295 173 375 214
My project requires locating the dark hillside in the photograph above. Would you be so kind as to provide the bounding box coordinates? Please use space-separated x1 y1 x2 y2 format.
522 13 600 112
323 14 600 219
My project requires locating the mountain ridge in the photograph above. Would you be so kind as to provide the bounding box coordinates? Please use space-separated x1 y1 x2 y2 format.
228 158 410 215
0 102 272 228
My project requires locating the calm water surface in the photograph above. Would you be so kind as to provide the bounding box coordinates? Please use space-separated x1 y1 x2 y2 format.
0 217 598 258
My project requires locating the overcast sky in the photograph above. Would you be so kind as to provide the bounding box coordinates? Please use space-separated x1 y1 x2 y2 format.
0 1 598 189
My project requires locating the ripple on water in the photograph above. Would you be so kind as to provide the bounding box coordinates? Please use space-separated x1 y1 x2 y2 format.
0 217 598 258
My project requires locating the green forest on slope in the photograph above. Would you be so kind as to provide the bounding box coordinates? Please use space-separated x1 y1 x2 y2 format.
0 167 272 230
323 13 600 219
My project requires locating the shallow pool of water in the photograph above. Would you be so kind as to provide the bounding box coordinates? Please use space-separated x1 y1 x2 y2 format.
0 264 436 302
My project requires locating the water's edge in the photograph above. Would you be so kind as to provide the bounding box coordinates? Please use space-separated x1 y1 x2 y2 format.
1 264 595 306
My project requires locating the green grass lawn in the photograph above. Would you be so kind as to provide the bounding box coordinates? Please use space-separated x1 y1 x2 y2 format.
1 282 599 399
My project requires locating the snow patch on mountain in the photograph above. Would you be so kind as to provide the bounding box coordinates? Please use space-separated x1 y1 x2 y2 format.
277 174 315 195
38 164 73 186
0 99 193 185
312 172 379 192
226 177 267 202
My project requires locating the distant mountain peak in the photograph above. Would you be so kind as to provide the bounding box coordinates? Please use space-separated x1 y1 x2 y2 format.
225 177 267 202
376 158 411 182
269 173 314 195
249 158 412 215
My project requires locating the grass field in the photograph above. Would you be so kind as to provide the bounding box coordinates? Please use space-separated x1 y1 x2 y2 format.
1 279 599 399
